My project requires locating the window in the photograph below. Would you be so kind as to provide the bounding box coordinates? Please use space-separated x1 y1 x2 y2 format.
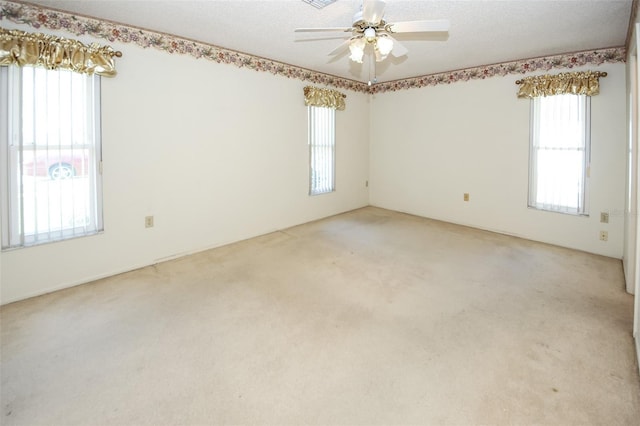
529 94 590 215
1 66 103 249
308 105 335 195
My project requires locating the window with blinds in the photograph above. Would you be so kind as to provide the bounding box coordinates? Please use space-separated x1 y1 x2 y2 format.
529 94 590 215
308 105 335 195
1 66 103 249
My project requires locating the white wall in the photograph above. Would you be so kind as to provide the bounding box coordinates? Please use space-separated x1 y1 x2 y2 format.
370 62 627 259
0 25 370 304
625 34 638 296
625 18 640 373
0 20 629 304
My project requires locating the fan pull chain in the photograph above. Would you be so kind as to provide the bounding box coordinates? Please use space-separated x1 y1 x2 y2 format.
367 49 378 86
367 52 378 86
368 51 372 86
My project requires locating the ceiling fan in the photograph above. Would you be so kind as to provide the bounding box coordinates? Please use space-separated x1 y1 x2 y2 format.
295 0 449 64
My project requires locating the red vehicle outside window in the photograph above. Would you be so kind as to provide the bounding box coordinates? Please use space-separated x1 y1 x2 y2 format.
21 148 90 180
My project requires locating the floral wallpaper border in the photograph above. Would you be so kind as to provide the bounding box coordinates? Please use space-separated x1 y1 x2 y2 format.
370 47 625 94
0 0 627 95
0 0 369 92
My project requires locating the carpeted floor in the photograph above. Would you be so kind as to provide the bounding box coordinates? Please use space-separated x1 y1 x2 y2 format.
1 206 639 425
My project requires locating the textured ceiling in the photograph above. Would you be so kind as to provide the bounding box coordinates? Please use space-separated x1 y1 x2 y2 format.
14 0 634 83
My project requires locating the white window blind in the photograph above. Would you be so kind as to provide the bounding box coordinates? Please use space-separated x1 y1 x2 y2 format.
308 105 335 195
529 94 590 215
1 66 103 249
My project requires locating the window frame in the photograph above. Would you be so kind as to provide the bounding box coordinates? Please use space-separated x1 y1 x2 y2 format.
308 105 336 196
0 66 104 250
528 93 591 216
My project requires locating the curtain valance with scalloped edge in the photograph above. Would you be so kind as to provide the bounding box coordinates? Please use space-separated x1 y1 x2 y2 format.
0 28 120 77
304 86 346 110
516 71 607 98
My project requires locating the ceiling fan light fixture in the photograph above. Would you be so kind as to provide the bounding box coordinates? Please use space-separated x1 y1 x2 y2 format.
349 48 364 63
348 37 365 63
374 49 387 62
364 27 376 42
298 0 451 71
376 35 393 56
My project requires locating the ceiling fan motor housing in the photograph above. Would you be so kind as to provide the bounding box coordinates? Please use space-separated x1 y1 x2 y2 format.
295 0 450 68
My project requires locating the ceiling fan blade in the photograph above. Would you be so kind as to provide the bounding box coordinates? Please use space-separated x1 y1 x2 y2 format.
362 0 386 24
388 19 450 33
295 27 352 32
328 39 352 56
388 35 408 57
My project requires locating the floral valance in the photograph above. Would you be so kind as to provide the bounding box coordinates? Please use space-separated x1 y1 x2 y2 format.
0 28 121 77
516 70 607 98
304 86 346 110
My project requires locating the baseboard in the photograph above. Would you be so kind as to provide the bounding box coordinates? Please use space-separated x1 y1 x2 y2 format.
367 204 623 260
1 204 370 306
0 261 154 306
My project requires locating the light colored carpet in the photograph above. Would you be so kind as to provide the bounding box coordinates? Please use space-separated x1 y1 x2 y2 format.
1 206 639 425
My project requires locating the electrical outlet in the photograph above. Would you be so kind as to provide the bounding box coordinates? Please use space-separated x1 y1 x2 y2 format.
600 212 609 223
463 193 470 202
599 231 608 241
145 216 154 228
